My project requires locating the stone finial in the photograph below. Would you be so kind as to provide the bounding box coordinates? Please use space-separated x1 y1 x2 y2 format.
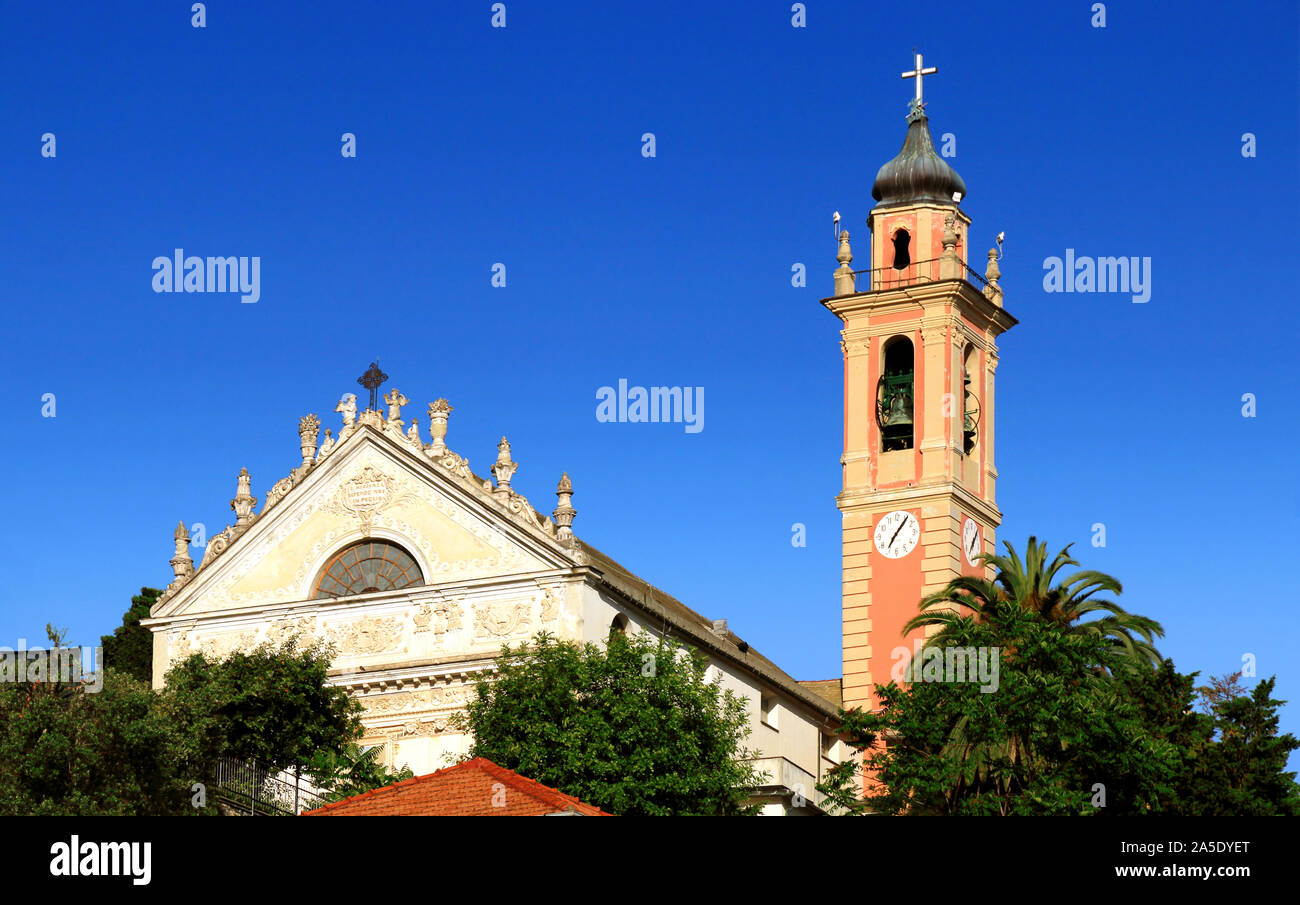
406 417 421 448
553 472 577 540
299 414 321 467
833 230 855 296
942 213 958 252
336 394 358 430
983 248 1002 303
491 436 517 492
425 399 453 457
384 388 408 424
230 467 258 526
170 520 194 579
939 214 962 279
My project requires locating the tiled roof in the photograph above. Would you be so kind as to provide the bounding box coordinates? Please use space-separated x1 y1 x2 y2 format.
301 757 612 816
798 678 843 709
577 539 842 719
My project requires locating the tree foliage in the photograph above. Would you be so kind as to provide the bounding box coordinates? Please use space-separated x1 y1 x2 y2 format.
907 538 1164 668
1181 675 1300 815
99 587 162 685
821 612 1177 815
817 538 1300 816
160 637 362 772
0 632 364 815
307 742 415 803
0 665 199 815
462 632 762 815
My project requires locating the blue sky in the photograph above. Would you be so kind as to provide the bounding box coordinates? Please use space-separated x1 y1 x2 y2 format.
2 2 1297 746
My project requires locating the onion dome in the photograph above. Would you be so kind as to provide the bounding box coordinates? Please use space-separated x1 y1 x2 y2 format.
871 103 967 207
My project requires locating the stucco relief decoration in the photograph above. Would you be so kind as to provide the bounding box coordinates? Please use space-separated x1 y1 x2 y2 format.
360 687 470 714
216 497 339 607
539 588 560 623
325 466 417 535
265 616 316 647
475 600 531 640
416 600 463 636
199 630 257 660
329 616 404 656
384 716 457 740
261 475 297 515
413 603 432 634
167 628 196 663
198 526 235 568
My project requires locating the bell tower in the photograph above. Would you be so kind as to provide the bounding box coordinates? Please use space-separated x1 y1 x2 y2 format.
824 54 1017 711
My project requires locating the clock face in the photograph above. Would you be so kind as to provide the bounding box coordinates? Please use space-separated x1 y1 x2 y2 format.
874 510 920 559
962 517 981 566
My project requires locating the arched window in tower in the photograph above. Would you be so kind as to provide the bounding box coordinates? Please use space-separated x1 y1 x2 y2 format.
312 540 424 599
962 344 981 455
892 228 911 271
877 336 915 452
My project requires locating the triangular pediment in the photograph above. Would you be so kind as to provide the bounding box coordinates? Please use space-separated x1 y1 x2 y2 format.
154 426 576 619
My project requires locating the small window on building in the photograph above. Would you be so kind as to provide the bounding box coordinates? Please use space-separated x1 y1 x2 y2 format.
892 228 911 270
821 733 837 761
609 613 629 641
760 694 779 730
877 336 915 452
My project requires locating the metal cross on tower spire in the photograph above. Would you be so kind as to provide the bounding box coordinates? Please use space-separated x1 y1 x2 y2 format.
901 50 937 104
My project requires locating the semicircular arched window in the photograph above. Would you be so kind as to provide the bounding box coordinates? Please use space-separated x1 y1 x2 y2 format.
312 540 425 600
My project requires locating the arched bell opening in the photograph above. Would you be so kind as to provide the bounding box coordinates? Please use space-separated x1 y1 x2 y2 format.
962 344 981 455
891 228 912 271
877 336 915 452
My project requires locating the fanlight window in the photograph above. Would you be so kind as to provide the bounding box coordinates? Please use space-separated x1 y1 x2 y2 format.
313 540 424 599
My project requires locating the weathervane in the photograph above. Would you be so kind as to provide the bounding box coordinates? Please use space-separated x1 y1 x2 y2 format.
357 360 388 412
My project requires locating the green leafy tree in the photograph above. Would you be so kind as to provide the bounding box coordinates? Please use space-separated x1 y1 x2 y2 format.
0 632 203 815
1181 676 1300 816
0 628 368 815
1104 659 1213 814
461 632 763 816
99 587 162 685
307 743 414 802
818 610 1178 815
160 636 362 774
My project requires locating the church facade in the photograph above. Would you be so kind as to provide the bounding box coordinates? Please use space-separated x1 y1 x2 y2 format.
144 386 847 815
143 52 1011 815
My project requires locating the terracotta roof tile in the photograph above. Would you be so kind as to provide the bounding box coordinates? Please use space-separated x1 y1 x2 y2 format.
302 758 611 816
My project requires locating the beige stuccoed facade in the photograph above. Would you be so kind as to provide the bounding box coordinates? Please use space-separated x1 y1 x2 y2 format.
143 394 847 815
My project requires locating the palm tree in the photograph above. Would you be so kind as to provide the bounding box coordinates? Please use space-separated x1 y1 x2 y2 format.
903 536 1164 670
308 743 413 802
885 538 1164 812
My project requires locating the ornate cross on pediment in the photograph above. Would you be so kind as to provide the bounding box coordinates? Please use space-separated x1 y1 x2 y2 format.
357 360 388 412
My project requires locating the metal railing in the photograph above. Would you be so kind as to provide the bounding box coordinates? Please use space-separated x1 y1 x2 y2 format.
849 257 992 294
210 757 327 816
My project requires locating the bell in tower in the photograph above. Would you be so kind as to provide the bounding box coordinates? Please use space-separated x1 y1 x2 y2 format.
823 53 1018 713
